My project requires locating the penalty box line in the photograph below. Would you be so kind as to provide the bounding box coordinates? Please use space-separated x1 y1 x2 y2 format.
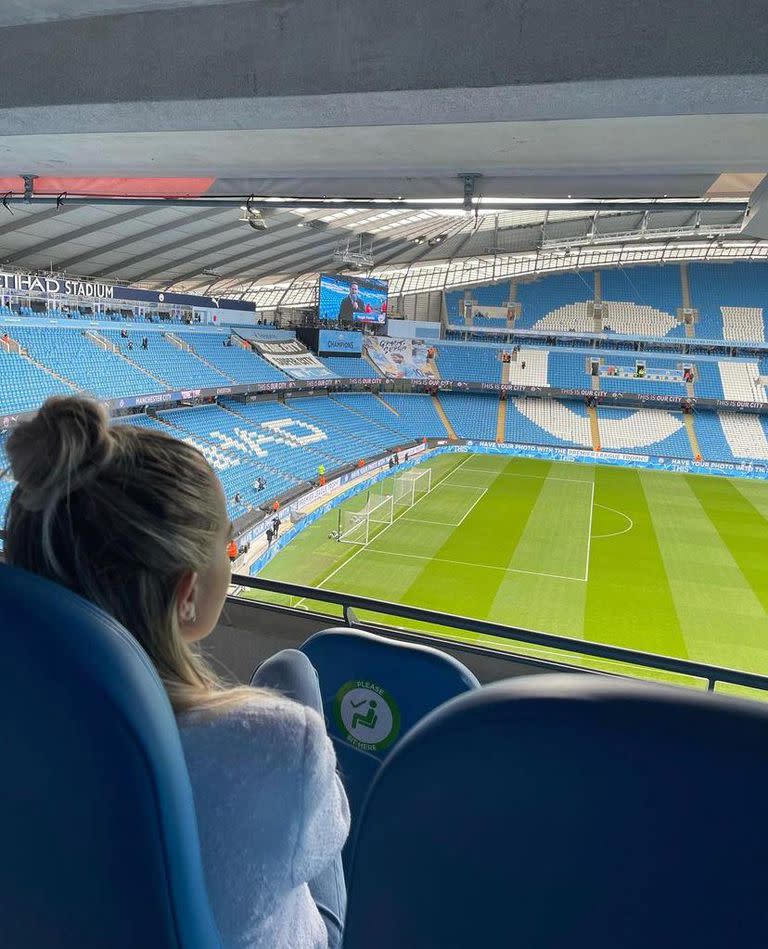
399 479 488 528
451 468 594 486
440 465 594 581
295 454 474 606
359 546 587 583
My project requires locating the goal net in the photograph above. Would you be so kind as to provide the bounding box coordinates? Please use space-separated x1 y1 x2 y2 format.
336 492 394 545
393 467 432 510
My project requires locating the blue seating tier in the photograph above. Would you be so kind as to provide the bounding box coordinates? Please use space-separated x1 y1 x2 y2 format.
10 326 159 399
435 344 502 383
318 356 379 379
439 392 498 441
515 272 594 328
100 330 231 388
177 333 287 384
601 264 682 313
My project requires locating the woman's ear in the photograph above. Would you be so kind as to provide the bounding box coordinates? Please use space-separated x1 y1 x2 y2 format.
176 569 199 627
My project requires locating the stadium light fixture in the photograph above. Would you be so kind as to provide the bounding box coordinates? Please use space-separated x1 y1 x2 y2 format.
239 196 268 231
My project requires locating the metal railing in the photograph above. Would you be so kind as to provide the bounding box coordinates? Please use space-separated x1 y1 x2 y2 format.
233 574 768 696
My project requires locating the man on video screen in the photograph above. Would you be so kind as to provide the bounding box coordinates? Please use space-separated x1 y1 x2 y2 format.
338 282 366 323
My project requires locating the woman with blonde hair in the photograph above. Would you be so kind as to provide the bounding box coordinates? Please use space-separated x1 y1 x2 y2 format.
3 396 349 949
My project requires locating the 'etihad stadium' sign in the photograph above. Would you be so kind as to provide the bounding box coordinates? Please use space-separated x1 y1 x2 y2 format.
0 271 114 299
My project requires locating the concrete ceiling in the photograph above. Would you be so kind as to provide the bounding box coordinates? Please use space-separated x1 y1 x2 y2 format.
0 0 229 29
0 0 765 293
1 0 766 199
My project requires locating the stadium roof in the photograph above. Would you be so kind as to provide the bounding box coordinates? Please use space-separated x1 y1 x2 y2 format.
0 193 755 302
1 1 767 303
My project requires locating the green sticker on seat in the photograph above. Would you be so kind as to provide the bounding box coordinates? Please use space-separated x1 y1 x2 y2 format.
333 680 401 752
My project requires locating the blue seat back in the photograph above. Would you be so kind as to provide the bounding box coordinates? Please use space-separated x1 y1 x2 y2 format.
344 674 768 949
300 628 479 840
0 564 221 949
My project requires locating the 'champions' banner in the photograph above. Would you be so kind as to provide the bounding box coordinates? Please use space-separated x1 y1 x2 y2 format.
318 329 364 355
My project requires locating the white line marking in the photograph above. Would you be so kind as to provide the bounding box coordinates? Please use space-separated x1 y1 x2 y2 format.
456 468 594 484
456 487 489 525
591 503 635 540
399 517 462 527
346 547 586 583
584 480 595 582
296 453 473 606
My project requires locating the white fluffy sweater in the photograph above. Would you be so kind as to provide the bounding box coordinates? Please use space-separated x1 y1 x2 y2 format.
178 695 350 949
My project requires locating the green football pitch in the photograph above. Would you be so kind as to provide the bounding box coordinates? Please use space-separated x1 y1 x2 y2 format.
244 453 768 686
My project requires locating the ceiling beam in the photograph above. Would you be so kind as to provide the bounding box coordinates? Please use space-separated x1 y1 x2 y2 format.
0 196 746 213
177 211 381 291
356 239 420 269
56 207 228 272
244 234 412 287
0 203 81 240
93 217 252 279
2 205 161 265
129 217 306 284
186 233 344 291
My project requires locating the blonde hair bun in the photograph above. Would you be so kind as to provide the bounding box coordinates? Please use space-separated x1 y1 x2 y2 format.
6 396 114 512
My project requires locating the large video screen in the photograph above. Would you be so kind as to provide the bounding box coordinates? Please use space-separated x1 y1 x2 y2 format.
318 274 388 325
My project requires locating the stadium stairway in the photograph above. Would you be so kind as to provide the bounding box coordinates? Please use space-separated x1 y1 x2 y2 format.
372 391 400 416
170 333 238 384
22 347 81 393
88 331 170 389
587 403 601 450
496 398 506 443
432 395 458 438
684 413 702 460
363 346 384 377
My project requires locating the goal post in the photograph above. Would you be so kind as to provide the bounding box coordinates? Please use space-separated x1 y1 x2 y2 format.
393 466 432 510
336 492 394 545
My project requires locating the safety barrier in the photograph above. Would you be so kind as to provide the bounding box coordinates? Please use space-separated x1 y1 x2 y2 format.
233 575 768 697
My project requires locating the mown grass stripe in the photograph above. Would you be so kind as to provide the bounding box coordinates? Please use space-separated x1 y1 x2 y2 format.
396 457 550 620
583 466 685 658
641 471 768 673
686 475 768 615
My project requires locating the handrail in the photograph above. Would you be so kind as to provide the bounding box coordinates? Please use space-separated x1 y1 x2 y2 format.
232 574 768 695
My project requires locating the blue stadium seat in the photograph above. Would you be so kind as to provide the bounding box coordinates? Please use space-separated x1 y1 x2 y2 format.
299 628 479 860
0 564 221 949
344 674 768 949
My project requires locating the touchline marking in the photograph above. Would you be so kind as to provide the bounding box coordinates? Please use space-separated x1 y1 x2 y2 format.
591 503 634 540
354 547 586 583
583 480 595 582
296 453 473 606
